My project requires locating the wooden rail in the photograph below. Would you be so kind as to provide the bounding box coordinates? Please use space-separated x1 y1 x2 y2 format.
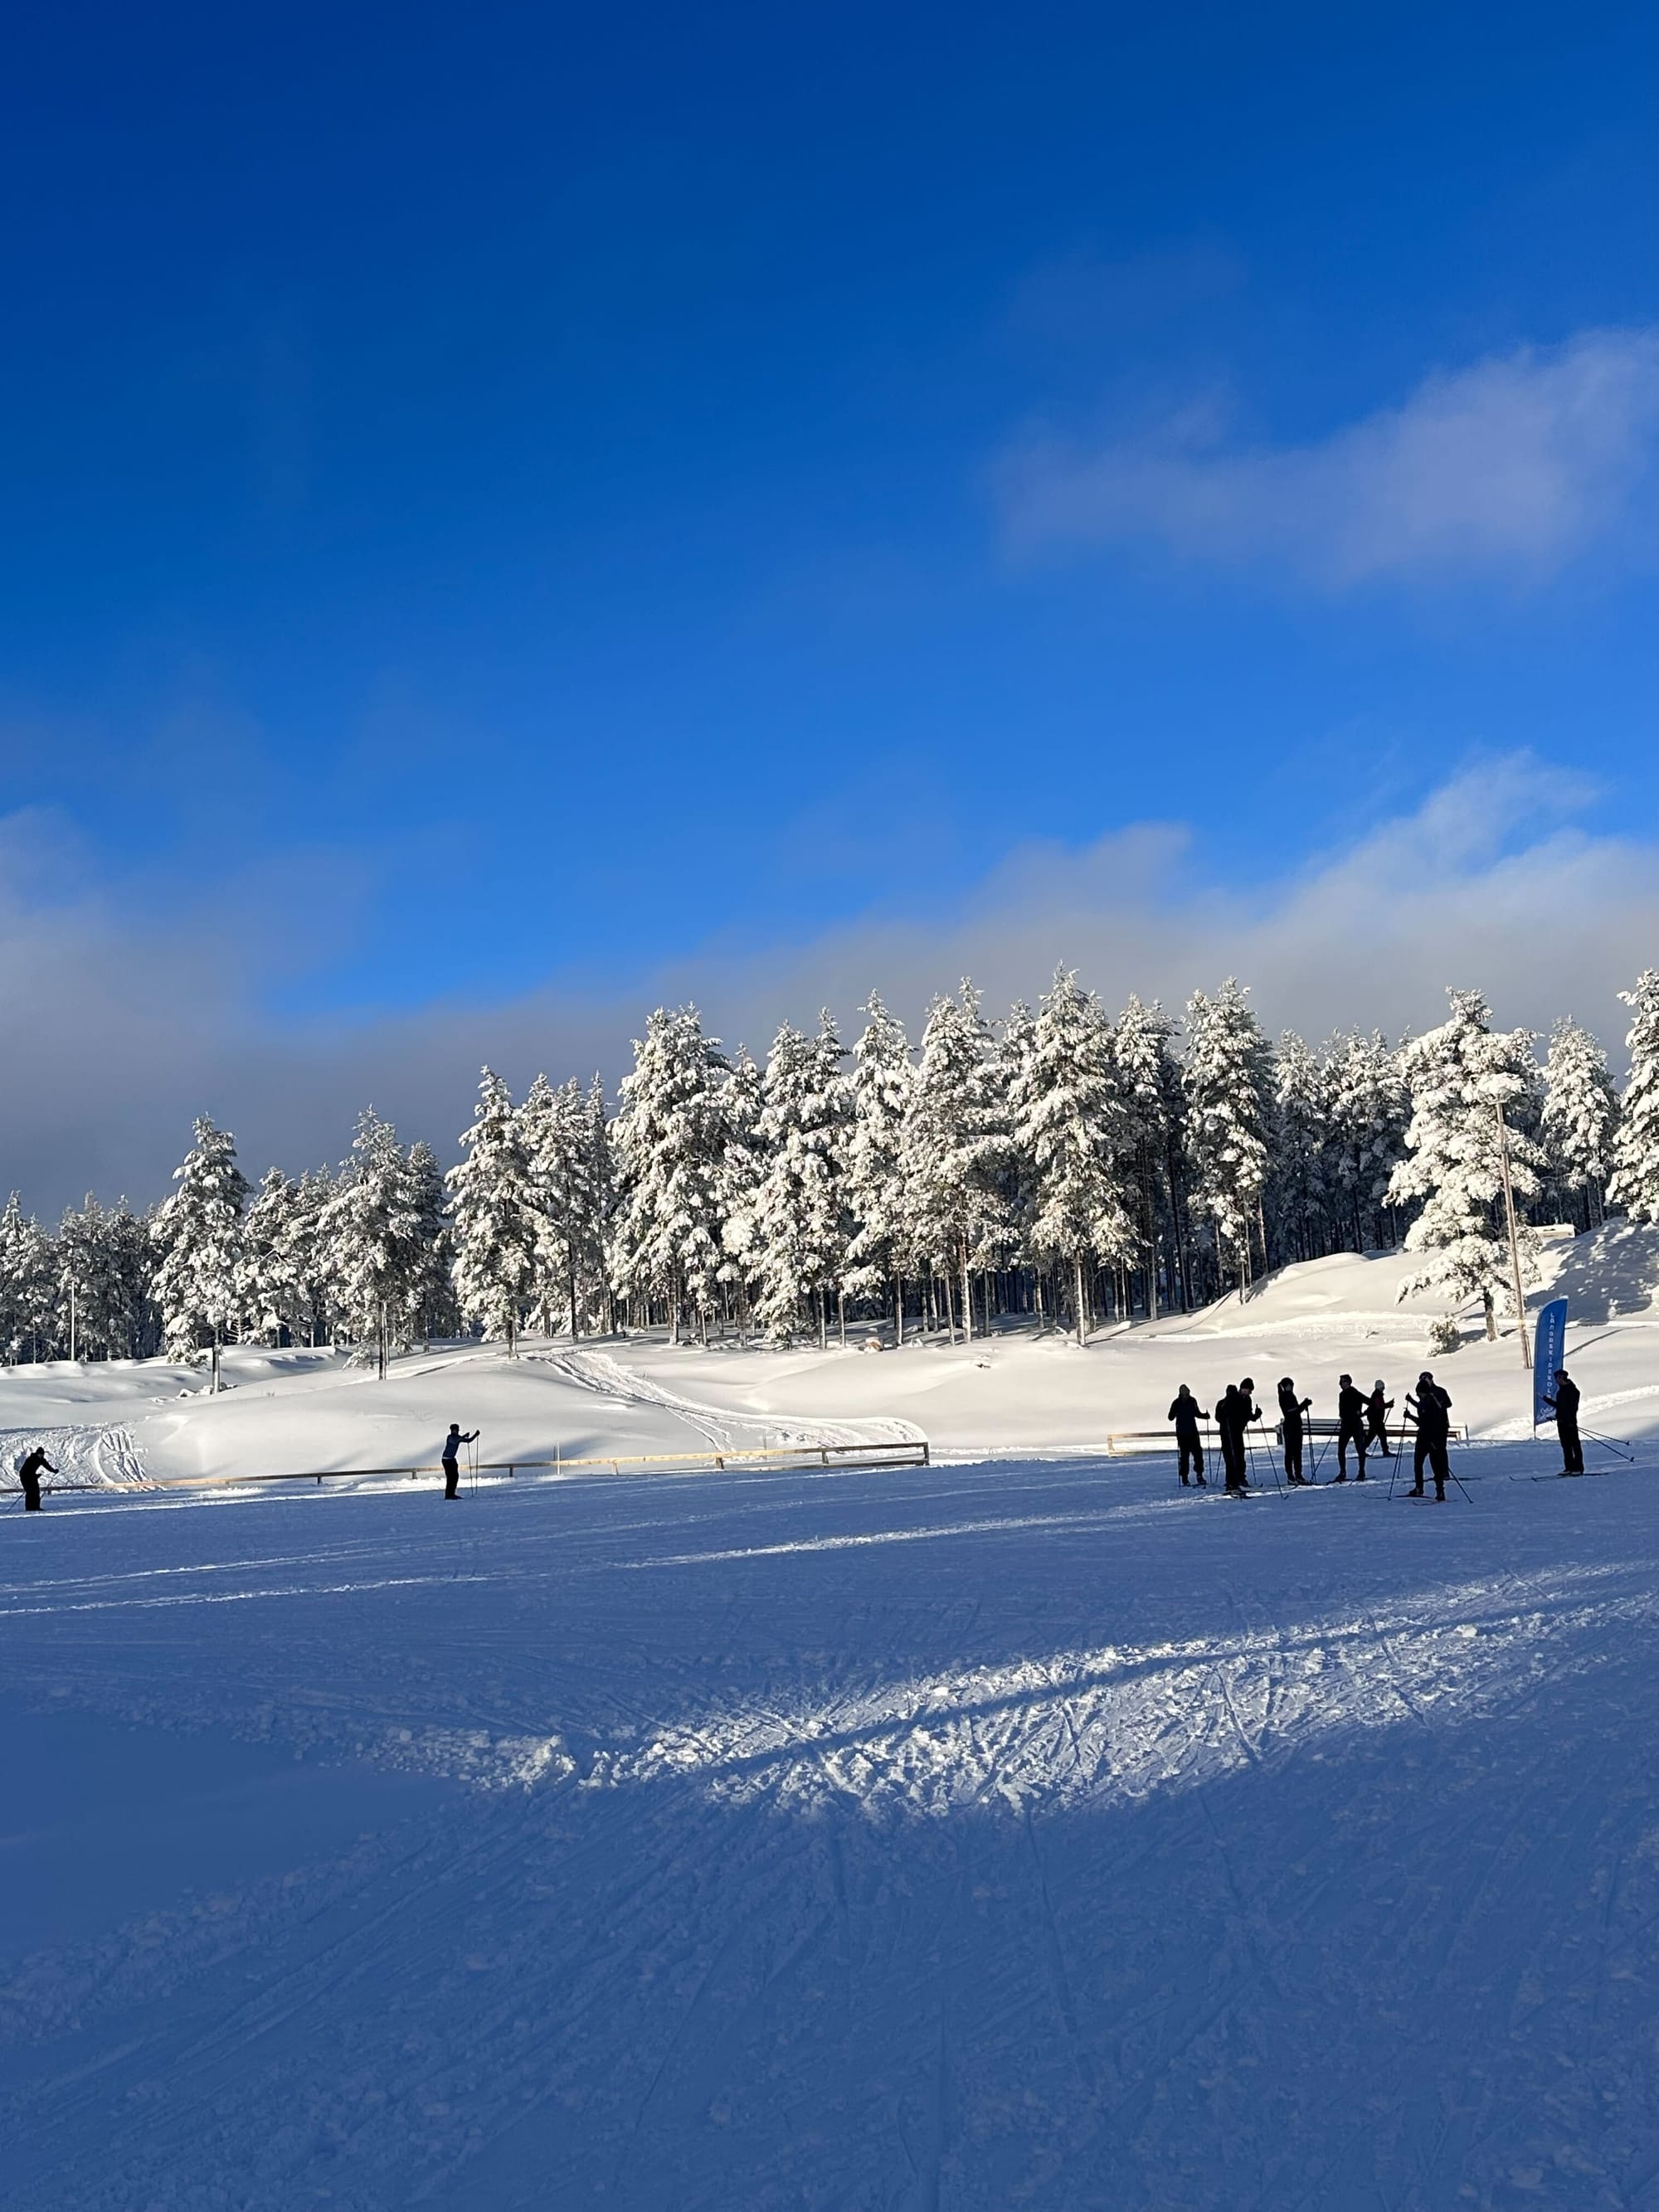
149 1437 931 1490
1107 1421 1468 1457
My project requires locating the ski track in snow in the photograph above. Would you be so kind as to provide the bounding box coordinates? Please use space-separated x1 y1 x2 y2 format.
6 1451 1659 2209
0 1424 145 1498
533 1345 925 1456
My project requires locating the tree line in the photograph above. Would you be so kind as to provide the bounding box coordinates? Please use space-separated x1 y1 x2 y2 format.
3 965 1657 1367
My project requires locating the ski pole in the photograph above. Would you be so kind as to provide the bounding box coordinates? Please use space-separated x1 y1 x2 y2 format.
1253 1420 1282 1493
1580 1427 1634 1461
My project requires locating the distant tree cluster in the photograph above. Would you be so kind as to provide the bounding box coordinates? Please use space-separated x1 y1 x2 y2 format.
2 966 1656 1366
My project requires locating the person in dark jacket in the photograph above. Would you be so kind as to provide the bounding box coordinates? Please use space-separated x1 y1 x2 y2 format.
1277 1377 1311 1484
1406 1373 1453 1500
1365 1380 1394 1457
1217 1379 1258 1493
1335 1373 1367 1480
1541 1369 1584 1475
440 1423 479 1500
17 1446 56 1512
1169 1386 1209 1485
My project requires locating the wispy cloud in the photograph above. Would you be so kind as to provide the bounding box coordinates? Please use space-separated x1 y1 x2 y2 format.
0 757 1654 1215
999 328 1659 586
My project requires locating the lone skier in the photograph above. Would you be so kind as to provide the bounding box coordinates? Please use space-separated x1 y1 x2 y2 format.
1277 1377 1311 1485
1541 1368 1584 1475
17 1446 56 1512
1169 1386 1209 1486
1365 1380 1394 1458
440 1423 479 1500
1335 1373 1367 1481
1406 1373 1452 1501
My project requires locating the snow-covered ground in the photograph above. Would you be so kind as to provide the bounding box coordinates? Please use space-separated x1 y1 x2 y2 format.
5 1232 1659 2208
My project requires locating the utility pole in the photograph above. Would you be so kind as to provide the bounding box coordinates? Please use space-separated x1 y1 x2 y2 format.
68 1278 77 1364
1495 1104 1531 1371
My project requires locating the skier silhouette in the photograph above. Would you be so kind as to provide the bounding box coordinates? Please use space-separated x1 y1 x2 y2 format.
1406 1373 1453 1501
1168 1386 1209 1485
1335 1373 1367 1480
1541 1369 1583 1475
1277 1378 1311 1485
17 1446 56 1511
1365 1380 1394 1458
440 1424 479 1500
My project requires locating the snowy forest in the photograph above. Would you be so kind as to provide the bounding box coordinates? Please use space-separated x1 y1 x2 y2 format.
6 966 1659 1368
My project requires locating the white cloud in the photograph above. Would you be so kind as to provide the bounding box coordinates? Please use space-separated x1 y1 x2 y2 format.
0 758 1653 1215
1000 328 1659 586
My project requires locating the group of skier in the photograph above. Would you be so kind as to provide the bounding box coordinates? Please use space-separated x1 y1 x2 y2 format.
1167 1371 1458 1499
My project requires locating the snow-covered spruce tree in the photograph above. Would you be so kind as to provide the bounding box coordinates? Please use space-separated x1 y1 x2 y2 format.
56 1194 152 1359
1113 994 1179 1317
902 981 1012 1340
240 1169 310 1347
151 1117 249 1374
995 1001 1042 1324
1608 972 1659 1223
1010 967 1136 1344
585 1077 618 1335
521 1074 601 1338
1267 1033 1335 1266
1182 980 1274 1296
1540 1018 1619 1229
841 994 915 1338
611 1007 729 1341
447 1069 538 1353
405 1140 456 1344
1388 988 1545 1339
1325 1031 1409 1252
0 1194 57 1362
752 1014 851 1344
319 1109 425 1371
714 1046 767 1339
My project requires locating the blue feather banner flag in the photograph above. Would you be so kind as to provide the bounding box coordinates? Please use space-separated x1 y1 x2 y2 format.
1533 1298 1568 1426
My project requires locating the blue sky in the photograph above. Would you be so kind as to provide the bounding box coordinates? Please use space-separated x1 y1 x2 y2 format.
6 1 1659 1198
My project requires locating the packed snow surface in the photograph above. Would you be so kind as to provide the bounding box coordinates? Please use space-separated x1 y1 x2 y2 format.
4 1234 1659 2208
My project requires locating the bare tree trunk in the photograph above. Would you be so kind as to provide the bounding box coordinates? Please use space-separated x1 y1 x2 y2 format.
1073 1255 1087 1347
959 1238 973 1344
894 1276 904 1348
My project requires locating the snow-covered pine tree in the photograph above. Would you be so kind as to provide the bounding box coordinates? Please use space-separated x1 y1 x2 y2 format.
1388 988 1546 1338
714 1046 767 1339
1607 972 1659 1223
584 1076 618 1335
1113 994 1179 1315
995 1001 1041 1325
1010 967 1136 1343
405 1140 455 1344
0 1194 57 1362
901 981 1012 1340
611 1007 729 1341
1267 1033 1335 1266
1325 1031 1409 1252
151 1117 250 1379
241 1169 311 1348
1540 1018 1619 1228
752 1014 850 1345
447 1069 538 1352
841 994 915 1339
319 1109 424 1373
1182 980 1274 1296
56 1194 150 1359
521 1074 600 1338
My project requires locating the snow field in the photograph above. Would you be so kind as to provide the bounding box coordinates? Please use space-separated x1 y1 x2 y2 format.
7 1434 1659 2209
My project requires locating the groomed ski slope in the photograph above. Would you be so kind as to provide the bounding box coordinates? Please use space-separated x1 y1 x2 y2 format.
7 1440 1659 2205
5 1231 1659 2209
